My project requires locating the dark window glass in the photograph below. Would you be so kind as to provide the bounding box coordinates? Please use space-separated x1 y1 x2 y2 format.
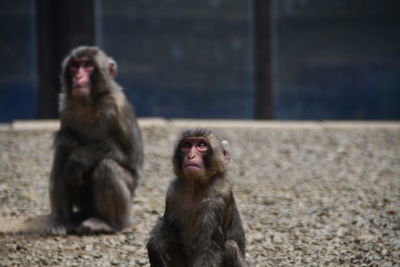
274 0 400 119
99 0 254 118
0 1 36 122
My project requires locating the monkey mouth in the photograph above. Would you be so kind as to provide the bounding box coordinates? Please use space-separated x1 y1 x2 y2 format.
183 163 201 170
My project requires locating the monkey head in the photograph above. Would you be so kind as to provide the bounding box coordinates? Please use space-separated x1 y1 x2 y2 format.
61 46 118 98
173 128 231 184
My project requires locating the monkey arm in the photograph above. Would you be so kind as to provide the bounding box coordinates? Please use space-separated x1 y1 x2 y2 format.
51 129 80 186
50 146 73 218
72 140 130 166
147 217 173 266
191 197 226 267
227 204 246 254
49 130 80 226
64 141 113 184
65 137 135 185
99 98 143 169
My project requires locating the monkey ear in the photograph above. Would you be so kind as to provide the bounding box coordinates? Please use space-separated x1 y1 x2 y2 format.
221 140 231 164
223 149 231 165
109 59 117 77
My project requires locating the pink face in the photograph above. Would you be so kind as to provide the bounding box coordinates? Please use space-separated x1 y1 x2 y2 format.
180 137 209 179
69 58 95 95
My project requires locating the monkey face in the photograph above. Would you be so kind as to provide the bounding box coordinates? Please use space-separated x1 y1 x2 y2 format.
173 129 231 183
61 46 120 99
179 137 210 181
68 57 95 96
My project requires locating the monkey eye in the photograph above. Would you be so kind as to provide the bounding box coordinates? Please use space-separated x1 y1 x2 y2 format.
83 61 94 68
179 139 208 153
69 58 94 72
69 61 79 70
196 141 208 152
180 141 192 152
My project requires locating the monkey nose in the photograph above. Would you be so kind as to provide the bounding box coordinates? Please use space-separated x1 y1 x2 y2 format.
77 67 86 74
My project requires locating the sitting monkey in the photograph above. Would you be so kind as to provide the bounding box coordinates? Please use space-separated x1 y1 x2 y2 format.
49 46 143 235
147 128 246 267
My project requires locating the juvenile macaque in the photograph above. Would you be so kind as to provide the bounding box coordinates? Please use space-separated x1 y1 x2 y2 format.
147 128 246 267
49 46 143 234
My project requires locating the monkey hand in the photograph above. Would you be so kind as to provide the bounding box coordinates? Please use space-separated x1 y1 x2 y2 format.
49 223 68 235
159 252 171 266
65 158 85 187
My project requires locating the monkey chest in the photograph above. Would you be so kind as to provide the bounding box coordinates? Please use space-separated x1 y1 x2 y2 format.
171 203 204 236
64 112 109 142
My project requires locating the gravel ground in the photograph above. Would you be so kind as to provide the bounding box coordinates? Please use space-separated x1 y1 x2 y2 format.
0 120 399 266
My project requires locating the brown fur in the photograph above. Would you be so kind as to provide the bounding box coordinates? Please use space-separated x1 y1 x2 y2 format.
147 129 246 267
49 46 143 235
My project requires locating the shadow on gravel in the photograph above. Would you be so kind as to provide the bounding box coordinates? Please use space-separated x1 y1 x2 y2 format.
0 215 50 235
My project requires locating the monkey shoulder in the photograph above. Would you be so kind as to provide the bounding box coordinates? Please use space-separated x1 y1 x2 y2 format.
209 176 233 197
98 93 138 129
96 92 127 117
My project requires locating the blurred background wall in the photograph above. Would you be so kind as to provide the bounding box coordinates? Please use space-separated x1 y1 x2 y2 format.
0 0 399 122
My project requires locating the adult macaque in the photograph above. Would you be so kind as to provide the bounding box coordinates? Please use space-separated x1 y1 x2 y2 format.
147 128 246 267
49 46 143 234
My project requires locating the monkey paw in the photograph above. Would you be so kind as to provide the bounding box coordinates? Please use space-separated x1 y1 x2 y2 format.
75 217 116 235
49 224 68 235
65 161 85 186
66 175 84 187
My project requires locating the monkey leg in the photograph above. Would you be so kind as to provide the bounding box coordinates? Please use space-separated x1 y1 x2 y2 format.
222 240 247 267
76 158 135 234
